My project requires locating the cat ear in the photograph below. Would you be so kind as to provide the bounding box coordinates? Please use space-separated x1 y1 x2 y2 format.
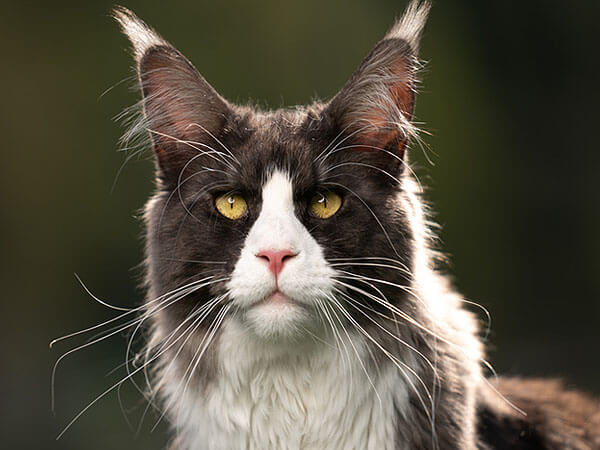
113 7 232 176
325 1 429 164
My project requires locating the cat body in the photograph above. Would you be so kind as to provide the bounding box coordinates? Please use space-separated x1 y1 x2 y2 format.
155 171 482 450
111 2 599 449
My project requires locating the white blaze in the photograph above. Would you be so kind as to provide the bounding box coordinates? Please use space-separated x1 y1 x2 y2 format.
227 171 335 337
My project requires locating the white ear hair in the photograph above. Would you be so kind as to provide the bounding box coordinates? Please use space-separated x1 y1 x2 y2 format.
113 6 170 62
113 6 232 176
386 0 431 54
325 1 430 159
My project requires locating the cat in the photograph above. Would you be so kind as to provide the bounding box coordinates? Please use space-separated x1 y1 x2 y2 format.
106 2 599 449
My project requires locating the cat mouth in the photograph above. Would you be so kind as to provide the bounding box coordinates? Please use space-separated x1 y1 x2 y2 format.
256 290 295 306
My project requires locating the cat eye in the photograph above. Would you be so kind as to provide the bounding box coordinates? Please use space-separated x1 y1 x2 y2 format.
215 194 247 220
309 191 342 219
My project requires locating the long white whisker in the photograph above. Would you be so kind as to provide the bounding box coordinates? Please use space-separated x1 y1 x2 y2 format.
333 283 442 437
320 143 424 192
329 261 412 278
148 128 237 171
50 276 218 348
315 297 353 387
174 157 227 224
328 255 412 272
51 277 226 412
333 278 432 335
118 297 220 428
329 297 435 436
163 303 232 432
54 298 224 441
135 295 226 433
335 274 516 415
326 181 402 259
125 297 227 395
314 123 354 162
332 286 439 381
104 296 219 379
187 122 240 166
317 123 379 164
122 282 229 404
326 295 383 409
74 273 132 312
337 271 430 312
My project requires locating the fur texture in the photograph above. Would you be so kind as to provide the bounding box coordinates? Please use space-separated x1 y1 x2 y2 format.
107 2 600 449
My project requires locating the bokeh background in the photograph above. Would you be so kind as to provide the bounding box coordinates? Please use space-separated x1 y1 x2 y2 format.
2 1 599 448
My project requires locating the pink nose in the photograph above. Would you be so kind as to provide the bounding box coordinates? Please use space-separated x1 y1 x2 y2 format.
256 249 297 277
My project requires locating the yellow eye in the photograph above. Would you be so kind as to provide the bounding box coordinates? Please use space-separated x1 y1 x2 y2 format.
310 191 342 219
215 194 247 220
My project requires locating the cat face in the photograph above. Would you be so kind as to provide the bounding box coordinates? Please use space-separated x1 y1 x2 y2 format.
226 169 337 338
114 6 427 342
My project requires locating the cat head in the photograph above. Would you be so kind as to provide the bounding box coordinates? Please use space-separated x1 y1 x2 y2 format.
115 1 430 342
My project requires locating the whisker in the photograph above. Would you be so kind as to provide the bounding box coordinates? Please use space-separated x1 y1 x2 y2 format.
332 259 490 341
54 297 225 441
51 276 227 413
110 296 219 425
328 255 412 273
332 286 439 380
156 258 226 265
326 295 383 408
155 178 230 254
161 303 232 432
337 271 431 310
148 128 237 171
135 295 226 433
315 297 353 387
124 291 227 401
316 123 379 164
187 122 241 166
327 296 435 437
332 283 442 437
458 298 492 341
329 261 412 278
74 273 132 312
50 275 218 348
322 145 423 192
326 181 402 259
335 273 517 416
333 278 430 334
122 281 230 404
314 122 354 162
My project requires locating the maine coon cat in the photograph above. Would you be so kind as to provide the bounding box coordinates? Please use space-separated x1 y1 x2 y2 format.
66 2 598 448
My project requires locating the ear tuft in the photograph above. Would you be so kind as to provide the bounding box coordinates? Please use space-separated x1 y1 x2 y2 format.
385 0 431 54
113 7 232 178
112 6 170 63
325 1 431 165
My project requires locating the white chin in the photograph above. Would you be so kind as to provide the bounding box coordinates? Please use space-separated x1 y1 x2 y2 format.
243 302 310 339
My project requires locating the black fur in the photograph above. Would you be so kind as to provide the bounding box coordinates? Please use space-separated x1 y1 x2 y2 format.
111 3 600 448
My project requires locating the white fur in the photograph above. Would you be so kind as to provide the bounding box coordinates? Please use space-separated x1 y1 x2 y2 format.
166 171 412 449
174 321 409 450
386 0 430 52
113 7 168 62
227 171 336 338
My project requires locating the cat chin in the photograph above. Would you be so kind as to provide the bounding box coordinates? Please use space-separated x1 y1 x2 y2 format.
239 300 314 340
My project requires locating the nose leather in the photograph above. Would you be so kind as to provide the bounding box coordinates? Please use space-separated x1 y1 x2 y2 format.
257 249 297 278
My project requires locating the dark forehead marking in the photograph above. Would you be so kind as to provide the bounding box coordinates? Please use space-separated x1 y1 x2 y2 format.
224 106 328 193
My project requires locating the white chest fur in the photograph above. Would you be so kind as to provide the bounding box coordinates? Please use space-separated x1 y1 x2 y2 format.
169 319 409 450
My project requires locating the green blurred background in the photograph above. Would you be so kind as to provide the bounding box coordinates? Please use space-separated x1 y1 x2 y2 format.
2 1 599 448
